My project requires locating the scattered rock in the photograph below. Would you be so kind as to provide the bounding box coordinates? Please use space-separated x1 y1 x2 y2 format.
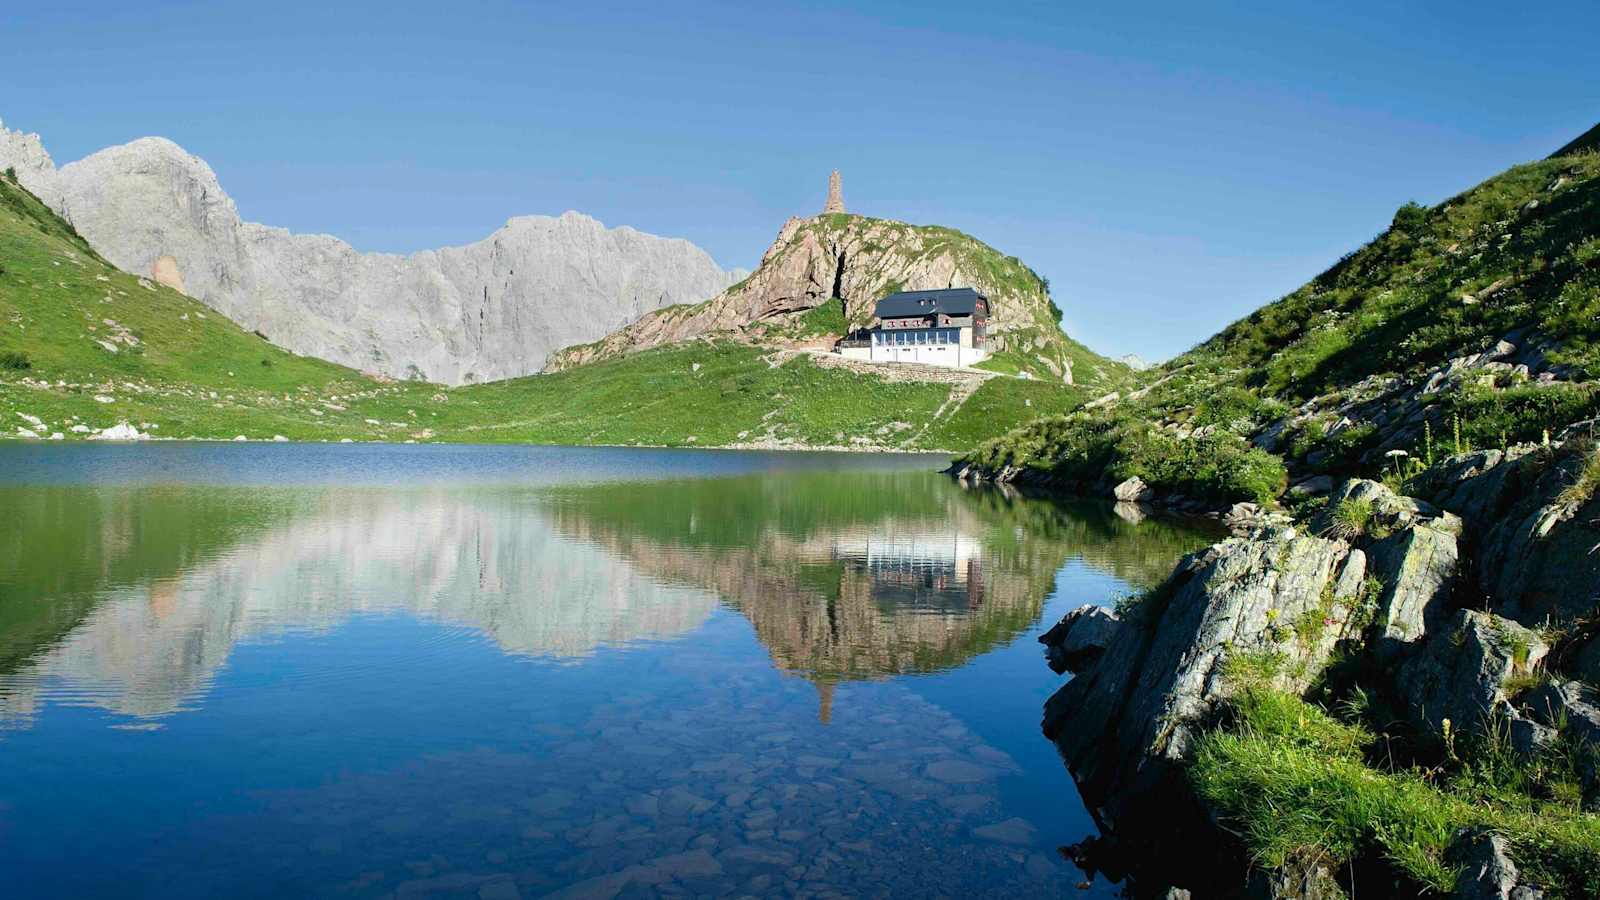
89 422 146 441
1112 476 1153 503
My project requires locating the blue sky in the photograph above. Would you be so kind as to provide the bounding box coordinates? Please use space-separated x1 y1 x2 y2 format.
3 1 1595 361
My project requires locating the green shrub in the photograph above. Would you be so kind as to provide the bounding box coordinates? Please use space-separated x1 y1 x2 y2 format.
965 411 1287 506
0 350 30 371
1433 382 1600 452
1391 200 1430 236
1322 497 1374 539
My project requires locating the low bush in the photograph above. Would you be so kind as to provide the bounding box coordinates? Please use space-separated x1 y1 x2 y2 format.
0 349 31 370
966 410 1287 505
1432 381 1600 452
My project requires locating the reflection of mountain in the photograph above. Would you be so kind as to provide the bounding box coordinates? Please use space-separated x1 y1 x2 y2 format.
0 471 1217 729
546 473 1217 720
0 489 716 723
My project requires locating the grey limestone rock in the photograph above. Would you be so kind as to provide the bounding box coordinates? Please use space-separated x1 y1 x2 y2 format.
1043 526 1365 822
0 119 741 384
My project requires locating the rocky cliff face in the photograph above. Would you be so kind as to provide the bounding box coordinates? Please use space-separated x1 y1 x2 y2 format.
0 119 741 384
548 212 1113 384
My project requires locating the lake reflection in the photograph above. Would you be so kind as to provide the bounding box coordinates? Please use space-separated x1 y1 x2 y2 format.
0 445 1215 899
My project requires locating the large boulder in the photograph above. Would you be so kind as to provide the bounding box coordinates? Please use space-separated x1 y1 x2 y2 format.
1043 526 1365 825
1307 480 1462 658
1399 610 1548 736
1365 520 1461 659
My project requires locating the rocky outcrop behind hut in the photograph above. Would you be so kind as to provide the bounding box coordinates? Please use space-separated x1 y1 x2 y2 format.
547 210 1119 385
0 118 742 384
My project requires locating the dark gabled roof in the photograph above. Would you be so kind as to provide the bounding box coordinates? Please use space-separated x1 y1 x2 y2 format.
873 287 986 319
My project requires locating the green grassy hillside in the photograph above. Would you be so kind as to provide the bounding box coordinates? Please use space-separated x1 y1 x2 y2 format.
0 173 1087 450
962 130 1600 503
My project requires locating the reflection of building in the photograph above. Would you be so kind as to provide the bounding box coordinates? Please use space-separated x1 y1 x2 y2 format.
550 497 1067 724
833 532 986 611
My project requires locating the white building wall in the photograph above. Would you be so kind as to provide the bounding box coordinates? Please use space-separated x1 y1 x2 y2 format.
865 328 987 368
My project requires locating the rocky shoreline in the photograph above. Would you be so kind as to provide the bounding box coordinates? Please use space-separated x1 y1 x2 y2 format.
1017 439 1600 897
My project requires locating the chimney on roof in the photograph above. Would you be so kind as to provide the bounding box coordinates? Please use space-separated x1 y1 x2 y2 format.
823 170 846 214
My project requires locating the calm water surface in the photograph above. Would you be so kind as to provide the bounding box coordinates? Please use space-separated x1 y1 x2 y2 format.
0 444 1215 899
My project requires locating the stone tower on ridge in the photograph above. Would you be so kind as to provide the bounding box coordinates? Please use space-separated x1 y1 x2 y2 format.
823 170 845 214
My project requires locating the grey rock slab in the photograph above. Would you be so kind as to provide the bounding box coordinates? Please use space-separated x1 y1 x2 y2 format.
1447 829 1527 900
1367 522 1460 659
1043 526 1363 821
1399 610 1548 735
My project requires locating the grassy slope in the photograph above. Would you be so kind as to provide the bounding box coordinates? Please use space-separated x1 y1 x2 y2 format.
963 135 1600 892
964 142 1600 501
0 175 1086 451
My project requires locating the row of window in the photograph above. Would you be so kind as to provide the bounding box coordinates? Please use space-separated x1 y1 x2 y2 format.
873 328 961 346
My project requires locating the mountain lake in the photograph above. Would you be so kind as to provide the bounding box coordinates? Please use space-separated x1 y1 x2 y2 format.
0 443 1218 898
